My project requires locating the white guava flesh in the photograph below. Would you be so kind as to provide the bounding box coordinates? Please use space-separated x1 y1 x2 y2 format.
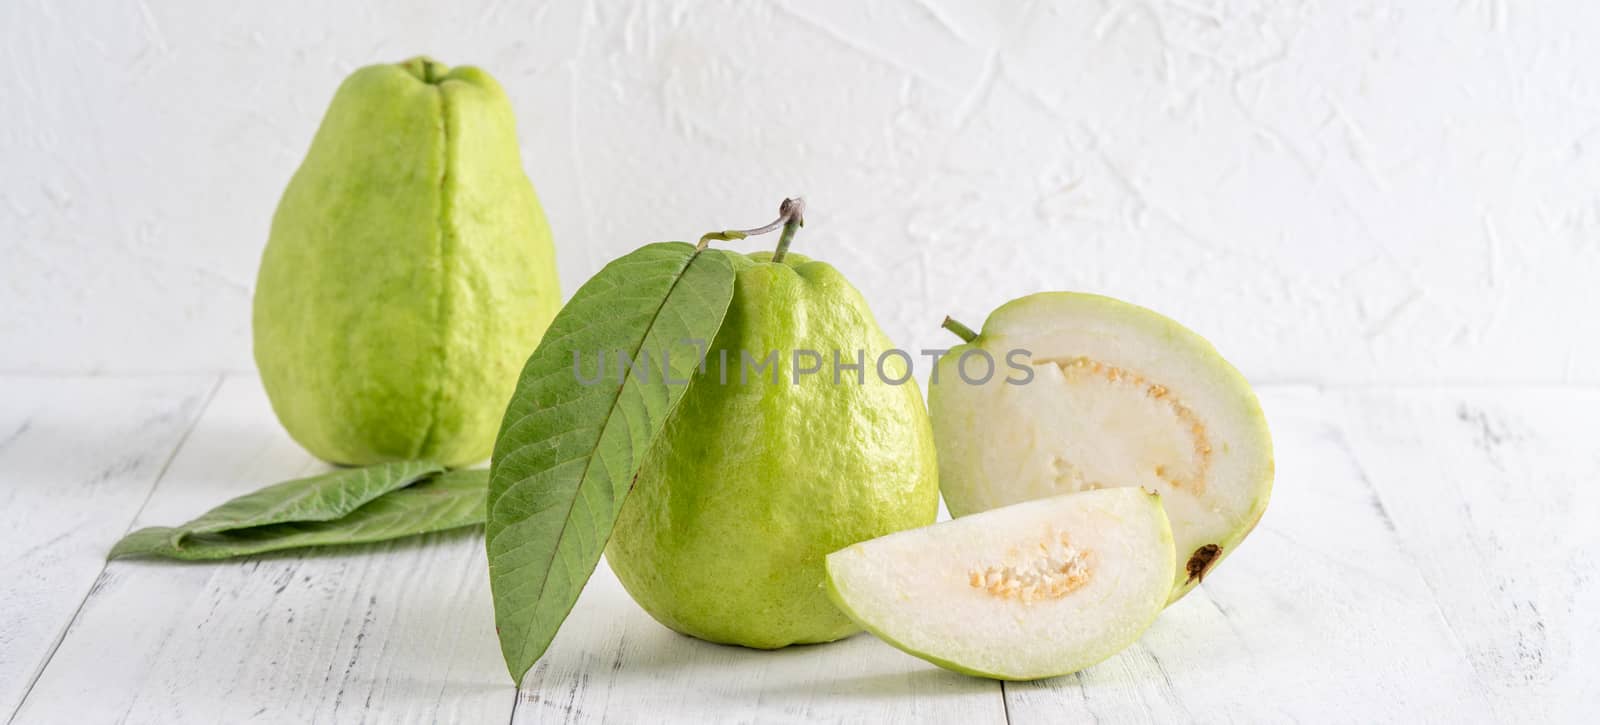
824 488 1175 681
929 292 1273 602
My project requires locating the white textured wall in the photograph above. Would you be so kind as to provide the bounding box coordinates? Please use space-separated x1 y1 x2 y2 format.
3 1 1596 382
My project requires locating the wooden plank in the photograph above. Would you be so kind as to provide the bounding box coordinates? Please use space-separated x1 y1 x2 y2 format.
0 374 215 718
15 380 1590 722
1004 387 1498 723
1331 388 1600 722
12 375 513 724
516 555 1006 725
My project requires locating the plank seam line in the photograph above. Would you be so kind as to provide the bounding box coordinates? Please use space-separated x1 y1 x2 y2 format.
1001 681 1011 724
5 373 225 725
1328 423 1502 718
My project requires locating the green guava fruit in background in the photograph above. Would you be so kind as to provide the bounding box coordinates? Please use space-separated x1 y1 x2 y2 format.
826 488 1175 680
930 293 1272 602
254 57 560 467
605 250 940 649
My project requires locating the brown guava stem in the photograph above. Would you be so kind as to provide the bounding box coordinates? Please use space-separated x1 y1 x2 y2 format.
942 316 979 343
697 197 806 251
768 197 805 263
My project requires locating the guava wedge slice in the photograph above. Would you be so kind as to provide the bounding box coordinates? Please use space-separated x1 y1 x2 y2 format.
930 292 1273 602
825 488 1174 680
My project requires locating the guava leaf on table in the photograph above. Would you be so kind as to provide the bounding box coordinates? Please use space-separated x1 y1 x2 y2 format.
486 242 736 684
107 459 468 559
108 468 489 560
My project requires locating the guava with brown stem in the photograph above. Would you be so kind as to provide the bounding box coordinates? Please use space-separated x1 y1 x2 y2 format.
605 201 941 648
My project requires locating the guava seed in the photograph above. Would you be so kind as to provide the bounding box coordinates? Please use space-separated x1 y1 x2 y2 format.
967 530 1092 603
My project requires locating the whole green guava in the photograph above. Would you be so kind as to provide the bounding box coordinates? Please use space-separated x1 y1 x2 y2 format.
253 57 560 467
605 251 940 649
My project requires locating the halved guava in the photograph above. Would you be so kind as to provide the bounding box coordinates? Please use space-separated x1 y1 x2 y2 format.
929 292 1273 602
824 488 1174 680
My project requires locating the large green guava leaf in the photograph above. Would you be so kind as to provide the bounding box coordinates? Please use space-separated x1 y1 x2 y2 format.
486 242 736 684
108 468 488 560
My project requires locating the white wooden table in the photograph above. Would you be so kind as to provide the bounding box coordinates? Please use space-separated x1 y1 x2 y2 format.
2 373 1594 723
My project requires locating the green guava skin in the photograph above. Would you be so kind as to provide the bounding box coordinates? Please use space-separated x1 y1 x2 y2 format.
605 251 940 649
253 57 560 467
